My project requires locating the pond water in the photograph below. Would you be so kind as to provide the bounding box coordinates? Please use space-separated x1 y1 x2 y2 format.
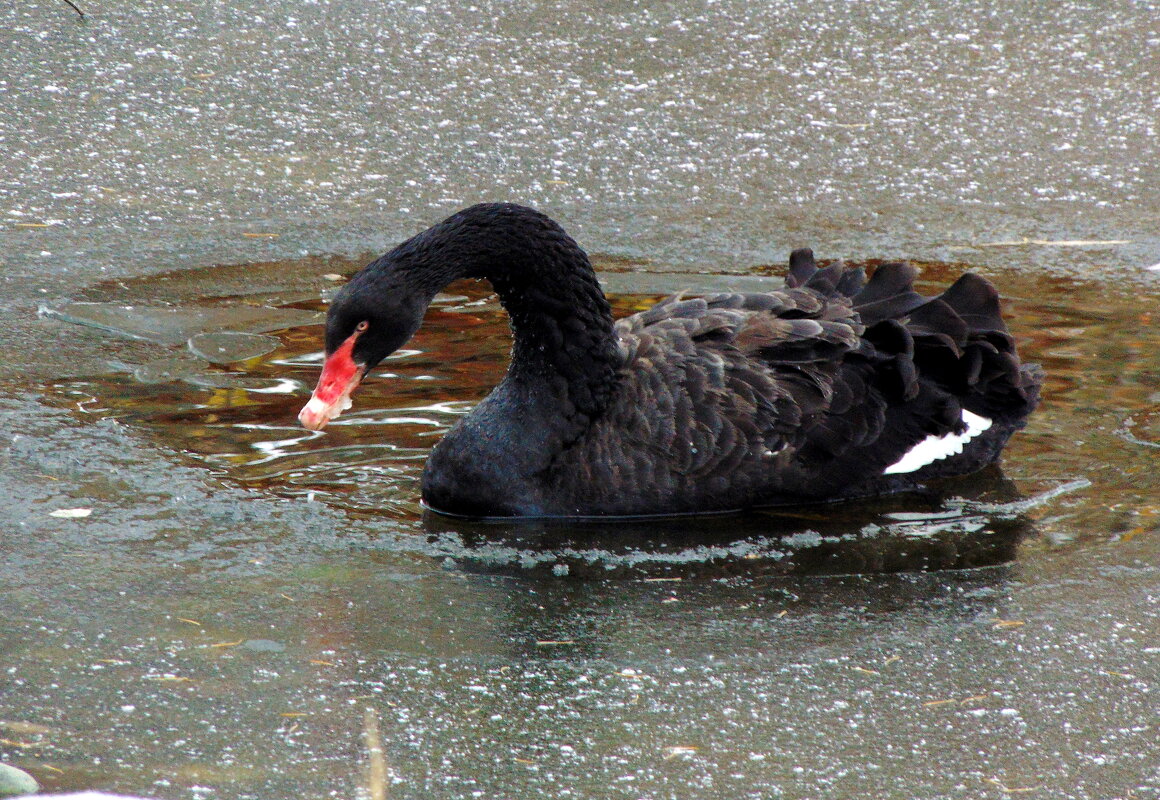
3 0 1159 798
4 252 1155 799
36 255 1155 575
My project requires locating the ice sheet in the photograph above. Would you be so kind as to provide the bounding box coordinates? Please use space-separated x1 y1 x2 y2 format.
39 302 321 346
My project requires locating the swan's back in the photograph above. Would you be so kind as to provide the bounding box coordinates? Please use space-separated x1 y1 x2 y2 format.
544 250 1041 516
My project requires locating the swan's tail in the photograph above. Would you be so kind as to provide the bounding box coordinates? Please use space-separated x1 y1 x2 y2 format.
785 248 1042 423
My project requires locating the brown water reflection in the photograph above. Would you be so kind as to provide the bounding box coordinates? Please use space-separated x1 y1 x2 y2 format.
41 255 1158 573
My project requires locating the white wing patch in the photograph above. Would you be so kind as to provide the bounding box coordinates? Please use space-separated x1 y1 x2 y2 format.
883 409 993 475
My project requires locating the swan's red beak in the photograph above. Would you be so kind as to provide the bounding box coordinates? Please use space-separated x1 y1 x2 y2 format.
298 331 365 431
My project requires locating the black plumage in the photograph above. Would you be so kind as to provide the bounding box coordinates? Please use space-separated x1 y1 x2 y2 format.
301 203 1042 518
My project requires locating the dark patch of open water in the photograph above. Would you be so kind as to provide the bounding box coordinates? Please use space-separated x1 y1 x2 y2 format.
35 255 1157 578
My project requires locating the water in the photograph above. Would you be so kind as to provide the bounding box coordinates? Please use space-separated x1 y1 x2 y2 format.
2 0 1159 798
38 256 1158 547
3 252 1155 799
3 0 1159 290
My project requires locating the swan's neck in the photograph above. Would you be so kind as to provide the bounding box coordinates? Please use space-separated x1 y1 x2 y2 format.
488 248 621 420
390 205 622 422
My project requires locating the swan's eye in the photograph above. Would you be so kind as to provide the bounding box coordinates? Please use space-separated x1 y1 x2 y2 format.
355 320 370 333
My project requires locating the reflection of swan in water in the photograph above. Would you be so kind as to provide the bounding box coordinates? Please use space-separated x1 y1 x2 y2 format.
418 473 1090 580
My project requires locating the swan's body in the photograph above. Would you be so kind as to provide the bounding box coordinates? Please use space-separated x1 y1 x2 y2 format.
299 203 1041 518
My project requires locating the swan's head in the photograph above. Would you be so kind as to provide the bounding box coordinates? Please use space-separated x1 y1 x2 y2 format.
298 203 561 431
298 267 426 431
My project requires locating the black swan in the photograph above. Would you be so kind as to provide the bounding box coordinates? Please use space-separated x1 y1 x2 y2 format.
299 203 1042 518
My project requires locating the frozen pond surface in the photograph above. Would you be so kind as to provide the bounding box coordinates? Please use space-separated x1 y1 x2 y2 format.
1 1 1158 799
